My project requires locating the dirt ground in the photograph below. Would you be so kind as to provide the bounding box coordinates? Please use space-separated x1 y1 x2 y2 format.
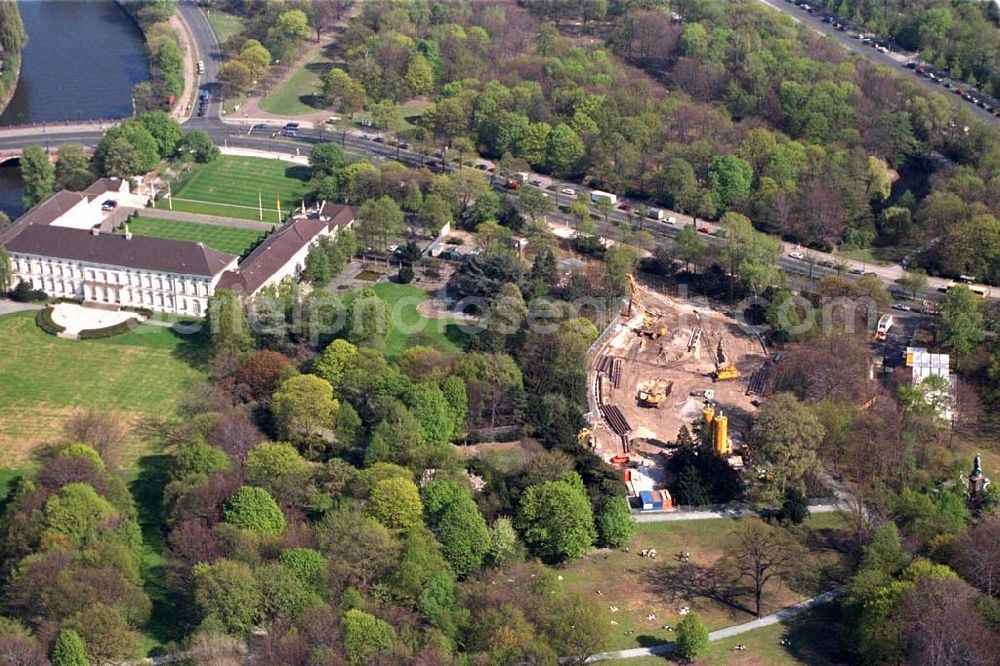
589 282 767 463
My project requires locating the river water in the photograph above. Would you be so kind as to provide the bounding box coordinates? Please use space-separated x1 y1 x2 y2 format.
0 0 150 217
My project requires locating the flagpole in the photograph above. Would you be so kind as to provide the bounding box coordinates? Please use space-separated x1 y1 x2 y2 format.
258 192 263 221
276 197 282 224
167 182 172 210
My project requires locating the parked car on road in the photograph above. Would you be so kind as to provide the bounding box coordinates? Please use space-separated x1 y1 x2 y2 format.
788 250 805 260
560 187 576 196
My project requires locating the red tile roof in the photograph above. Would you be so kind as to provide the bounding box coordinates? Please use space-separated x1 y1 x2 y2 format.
217 218 329 294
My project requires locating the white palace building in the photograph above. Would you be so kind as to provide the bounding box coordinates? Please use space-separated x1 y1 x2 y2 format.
0 180 354 316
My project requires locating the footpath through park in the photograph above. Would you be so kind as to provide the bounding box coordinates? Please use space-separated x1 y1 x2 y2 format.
584 587 845 662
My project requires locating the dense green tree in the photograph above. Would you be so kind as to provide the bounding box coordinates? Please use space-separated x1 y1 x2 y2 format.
707 155 753 212
546 123 585 175
244 442 309 489
309 142 350 178
939 285 984 355
172 436 230 480
20 145 54 209
177 130 219 163
192 559 264 635
238 39 271 79
137 111 182 157
346 287 389 349
516 473 596 562
322 68 367 112
55 144 95 191
406 382 455 447
206 289 253 355
43 483 117 546
223 486 286 535
96 122 160 176
341 609 395 665
597 496 636 548
423 480 489 576
270 375 339 443
675 612 709 660
355 196 405 251
278 548 327 591
749 393 824 502
50 628 88 666
367 476 423 531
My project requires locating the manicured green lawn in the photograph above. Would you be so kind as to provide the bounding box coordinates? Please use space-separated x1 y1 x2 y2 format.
260 55 330 116
129 216 267 256
342 282 466 358
370 282 467 358
155 156 311 222
558 513 850 652
206 9 246 44
0 312 207 466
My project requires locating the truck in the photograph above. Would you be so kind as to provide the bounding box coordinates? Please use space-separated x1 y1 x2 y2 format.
505 171 529 190
590 190 618 205
876 313 893 341
646 207 666 221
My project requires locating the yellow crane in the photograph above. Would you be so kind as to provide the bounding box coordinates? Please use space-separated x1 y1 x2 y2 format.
626 273 668 339
712 340 740 381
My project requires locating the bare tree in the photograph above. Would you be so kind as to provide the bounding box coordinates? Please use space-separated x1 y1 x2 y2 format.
719 520 805 617
950 517 1000 597
897 577 1000 666
64 408 129 470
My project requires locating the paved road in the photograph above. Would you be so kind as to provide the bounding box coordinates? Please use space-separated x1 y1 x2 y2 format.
0 299 43 316
633 501 843 523
177 1 223 121
755 0 999 126
585 587 845 662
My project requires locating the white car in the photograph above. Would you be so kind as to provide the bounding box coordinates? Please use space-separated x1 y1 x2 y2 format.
788 250 805 260
666 216 678 225
560 188 576 196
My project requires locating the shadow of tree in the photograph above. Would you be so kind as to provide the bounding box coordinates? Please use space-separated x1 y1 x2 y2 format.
130 454 190 646
168 325 212 370
647 562 754 617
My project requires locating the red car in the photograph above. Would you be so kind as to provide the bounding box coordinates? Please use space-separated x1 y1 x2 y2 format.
617 203 631 211
697 226 712 234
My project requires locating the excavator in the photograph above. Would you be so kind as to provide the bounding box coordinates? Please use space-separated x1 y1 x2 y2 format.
626 273 668 339
637 379 672 407
712 340 740 381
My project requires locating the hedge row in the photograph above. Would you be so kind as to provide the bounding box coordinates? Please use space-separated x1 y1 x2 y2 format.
77 318 141 340
35 307 65 336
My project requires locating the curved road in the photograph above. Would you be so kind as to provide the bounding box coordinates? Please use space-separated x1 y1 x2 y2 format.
755 0 999 126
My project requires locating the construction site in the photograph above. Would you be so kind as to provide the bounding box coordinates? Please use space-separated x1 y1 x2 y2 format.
586 275 770 509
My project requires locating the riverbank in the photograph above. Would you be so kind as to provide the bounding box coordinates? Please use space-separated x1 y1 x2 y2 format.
0 2 26 121
114 0 177 115
0 53 23 120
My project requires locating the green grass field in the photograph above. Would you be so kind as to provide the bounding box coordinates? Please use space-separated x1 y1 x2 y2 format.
559 514 850 652
607 602 844 665
367 282 466 358
129 216 266 256
156 156 311 222
206 10 246 44
0 312 207 466
260 56 330 116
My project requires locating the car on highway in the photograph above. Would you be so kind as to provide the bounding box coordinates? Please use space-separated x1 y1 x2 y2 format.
819 259 835 268
849 267 865 275
617 203 631 211
788 250 805 260
697 226 713 234
560 187 575 196
373 136 384 143
892 303 912 312
475 163 488 170
666 216 678 225
530 178 542 186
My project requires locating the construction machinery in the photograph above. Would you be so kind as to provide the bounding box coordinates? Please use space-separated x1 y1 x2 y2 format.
577 428 593 447
712 339 740 381
637 379 672 407
626 273 668 339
